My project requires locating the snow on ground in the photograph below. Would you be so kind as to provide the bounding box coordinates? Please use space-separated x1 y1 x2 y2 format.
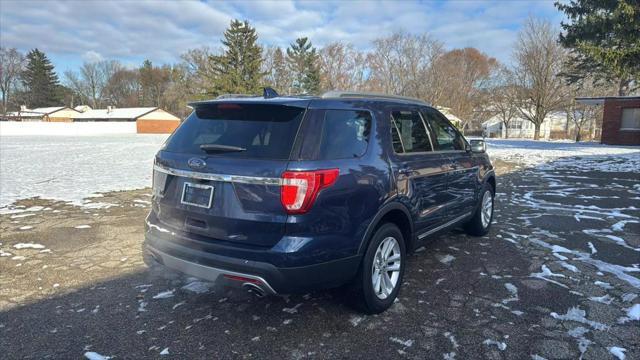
0 134 168 209
0 121 136 136
1 134 637 210
484 139 640 172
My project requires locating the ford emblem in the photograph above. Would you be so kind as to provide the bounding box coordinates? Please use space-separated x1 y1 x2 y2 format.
187 157 206 170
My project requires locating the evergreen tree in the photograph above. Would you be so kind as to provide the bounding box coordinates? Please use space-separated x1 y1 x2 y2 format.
272 47 290 92
21 49 60 107
211 20 264 95
287 37 320 94
139 59 154 106
555 0 640 95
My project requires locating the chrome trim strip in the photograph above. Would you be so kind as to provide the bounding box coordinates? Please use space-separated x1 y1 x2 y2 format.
154 164 282 185
147 245 278 295
448 166 480 174
417 211 472 239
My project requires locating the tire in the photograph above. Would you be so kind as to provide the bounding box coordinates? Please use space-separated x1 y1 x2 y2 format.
464 182 495 236
351 223 406 314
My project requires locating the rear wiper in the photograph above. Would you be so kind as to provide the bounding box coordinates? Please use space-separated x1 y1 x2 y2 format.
200 144 247 153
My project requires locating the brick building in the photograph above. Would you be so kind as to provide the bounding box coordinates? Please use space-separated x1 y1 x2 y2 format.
576 96 640 146
73 107 181 134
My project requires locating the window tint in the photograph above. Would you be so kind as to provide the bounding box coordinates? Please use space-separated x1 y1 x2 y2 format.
423 110 466 151
318 110 371 159
163 103 305 159
390 110 433 153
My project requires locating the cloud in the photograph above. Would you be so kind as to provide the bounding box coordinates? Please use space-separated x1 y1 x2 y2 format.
0 0 565 70
81 51 104 63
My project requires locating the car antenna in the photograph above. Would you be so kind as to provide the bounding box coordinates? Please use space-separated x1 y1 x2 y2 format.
263 87 279 99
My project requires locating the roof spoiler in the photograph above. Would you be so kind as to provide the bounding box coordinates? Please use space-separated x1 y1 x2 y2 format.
188 87 281 107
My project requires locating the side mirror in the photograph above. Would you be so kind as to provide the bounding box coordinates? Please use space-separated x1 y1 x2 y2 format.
469 140 486 153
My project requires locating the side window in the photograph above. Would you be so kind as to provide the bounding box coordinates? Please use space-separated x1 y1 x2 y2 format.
318 110 371 159
423 110 465 151
390 110 433 153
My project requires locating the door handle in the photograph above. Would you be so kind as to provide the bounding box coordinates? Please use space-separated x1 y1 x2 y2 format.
398 168 412 175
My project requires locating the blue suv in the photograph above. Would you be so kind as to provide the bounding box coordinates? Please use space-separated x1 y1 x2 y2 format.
144 90 495 313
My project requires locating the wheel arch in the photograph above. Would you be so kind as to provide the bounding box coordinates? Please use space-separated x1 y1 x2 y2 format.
358 202 414 255
485 173 496 192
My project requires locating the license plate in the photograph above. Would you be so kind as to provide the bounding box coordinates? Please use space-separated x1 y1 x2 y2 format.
181 182 214 208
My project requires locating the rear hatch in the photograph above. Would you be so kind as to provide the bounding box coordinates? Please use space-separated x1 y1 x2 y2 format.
152 101 308 248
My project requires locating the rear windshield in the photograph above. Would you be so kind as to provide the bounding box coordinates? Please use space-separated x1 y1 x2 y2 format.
164 103 306 159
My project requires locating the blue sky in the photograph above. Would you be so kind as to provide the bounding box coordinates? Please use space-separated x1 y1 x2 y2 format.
1 0 565 75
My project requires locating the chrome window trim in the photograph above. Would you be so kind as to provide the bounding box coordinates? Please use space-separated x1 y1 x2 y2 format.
417 111 436 152
417 211 472 239
154 164 282 185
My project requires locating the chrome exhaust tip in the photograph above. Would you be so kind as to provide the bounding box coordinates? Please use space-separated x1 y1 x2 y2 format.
243 283 266 298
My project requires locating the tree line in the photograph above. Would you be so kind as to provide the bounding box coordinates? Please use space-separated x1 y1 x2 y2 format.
1 1 638 140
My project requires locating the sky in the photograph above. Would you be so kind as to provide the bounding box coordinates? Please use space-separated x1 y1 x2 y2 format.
1 0 565 75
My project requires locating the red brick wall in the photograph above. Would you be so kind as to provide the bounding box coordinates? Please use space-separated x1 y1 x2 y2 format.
136 119 180 134
601 98 640 145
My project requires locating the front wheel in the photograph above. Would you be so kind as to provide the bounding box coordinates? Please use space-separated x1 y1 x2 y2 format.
464 183 494 236
351 223 406 314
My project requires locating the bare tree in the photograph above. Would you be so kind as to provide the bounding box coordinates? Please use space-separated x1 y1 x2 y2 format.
263 46 292 93
431 47 498 131
318 42 367 92
513 17 567 140
65 60 122 108
0 47 24 114
180 47 219 99
367 32 444 99
488 66 520 138
103 68 141 107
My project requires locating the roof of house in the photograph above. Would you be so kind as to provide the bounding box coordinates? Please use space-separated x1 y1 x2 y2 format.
33 107 69 114
73 107 158 120
436 107 463 124
5 106 76 117
576 96 640 105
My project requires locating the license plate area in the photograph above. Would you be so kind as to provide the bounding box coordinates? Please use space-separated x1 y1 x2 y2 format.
181 182 214 208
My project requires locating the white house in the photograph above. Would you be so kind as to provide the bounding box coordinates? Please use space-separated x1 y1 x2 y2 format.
5 106 80 122
482 112 570 140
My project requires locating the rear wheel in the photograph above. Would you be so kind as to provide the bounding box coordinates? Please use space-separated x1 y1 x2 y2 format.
351 223 405 314
464 182 494 236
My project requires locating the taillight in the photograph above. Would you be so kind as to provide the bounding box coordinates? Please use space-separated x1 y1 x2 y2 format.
280 169 339 214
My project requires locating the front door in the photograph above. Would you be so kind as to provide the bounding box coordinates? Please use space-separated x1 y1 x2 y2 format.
422 107 478 219
388 108 452 233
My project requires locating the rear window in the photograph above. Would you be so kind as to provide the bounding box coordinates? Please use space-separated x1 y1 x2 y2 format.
317 110 371 159
164 103 305 159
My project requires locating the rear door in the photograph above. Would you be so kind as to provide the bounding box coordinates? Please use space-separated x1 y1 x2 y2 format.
422 107 478 219
152 101 308 248
388 107 452 233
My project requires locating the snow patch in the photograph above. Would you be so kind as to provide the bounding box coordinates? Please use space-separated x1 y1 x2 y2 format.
482 339 507 351
181 281 210 294
608 347 626 360
389 337 414 348
550 306 608 330
437 254 456 265
152 289 175 299
84 352 112 360
13 243 45 249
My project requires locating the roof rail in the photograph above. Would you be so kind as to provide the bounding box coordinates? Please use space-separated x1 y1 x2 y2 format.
321 91 429 105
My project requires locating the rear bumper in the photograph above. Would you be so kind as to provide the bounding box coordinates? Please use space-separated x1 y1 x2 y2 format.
144 230 361 295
